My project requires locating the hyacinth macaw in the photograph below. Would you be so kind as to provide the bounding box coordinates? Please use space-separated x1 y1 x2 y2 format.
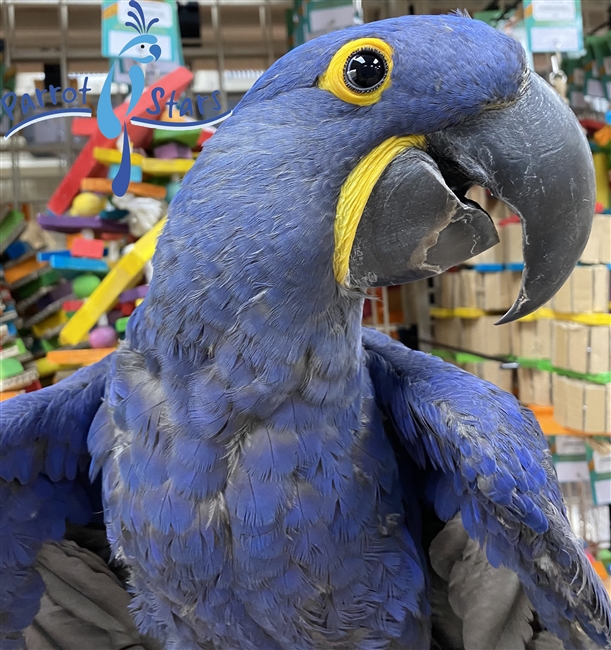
2 13 610 650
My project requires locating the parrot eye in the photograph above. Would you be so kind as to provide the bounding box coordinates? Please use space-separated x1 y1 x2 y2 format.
140 44 146 49
344 49 388 93
318 37 393 106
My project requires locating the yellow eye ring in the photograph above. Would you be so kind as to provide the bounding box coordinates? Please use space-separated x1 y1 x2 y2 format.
319 38 394 106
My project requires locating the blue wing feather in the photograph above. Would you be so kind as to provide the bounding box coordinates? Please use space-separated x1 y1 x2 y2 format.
0 356 111 646
362 328 611 649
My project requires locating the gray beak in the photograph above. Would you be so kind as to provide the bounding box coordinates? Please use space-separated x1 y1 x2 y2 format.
349 72 595 324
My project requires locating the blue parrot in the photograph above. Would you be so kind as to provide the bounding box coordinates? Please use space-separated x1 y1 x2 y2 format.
2 13 610 650
97 0 161 197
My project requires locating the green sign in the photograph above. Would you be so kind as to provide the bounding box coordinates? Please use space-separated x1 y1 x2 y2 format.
524 0 584 53
102 1 183 83
288 0 355 49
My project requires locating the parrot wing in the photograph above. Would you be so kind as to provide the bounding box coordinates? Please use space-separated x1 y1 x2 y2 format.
362 327 611 650
0 356 111 648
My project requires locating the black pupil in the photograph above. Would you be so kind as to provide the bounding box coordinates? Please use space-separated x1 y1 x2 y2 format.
346 50 386 91
141 44 145 48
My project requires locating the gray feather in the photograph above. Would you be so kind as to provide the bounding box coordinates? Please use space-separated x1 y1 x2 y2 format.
448 537 535 650
430 515 542 650
429 514 469 580
526 631 566 650
24 541 161 650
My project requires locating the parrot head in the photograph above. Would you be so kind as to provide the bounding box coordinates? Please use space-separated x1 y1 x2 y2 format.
166 15 593 327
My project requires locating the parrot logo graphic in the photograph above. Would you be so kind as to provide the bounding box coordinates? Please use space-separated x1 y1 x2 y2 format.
97 0 162 197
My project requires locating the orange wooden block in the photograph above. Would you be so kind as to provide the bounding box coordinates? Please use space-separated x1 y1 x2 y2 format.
47 347 116 367
0 390 24 402
66 233 80 249
4 258 48 286
81 178 167 199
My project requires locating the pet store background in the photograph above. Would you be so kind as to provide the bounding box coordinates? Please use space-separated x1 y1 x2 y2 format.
1 0 610 593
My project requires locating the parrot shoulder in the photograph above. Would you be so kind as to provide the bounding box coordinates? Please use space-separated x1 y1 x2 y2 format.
361 327 611 649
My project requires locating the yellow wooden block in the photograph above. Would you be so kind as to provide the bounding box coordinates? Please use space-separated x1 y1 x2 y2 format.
93 147 144 166
60 219 166 346
35 357 62 377
32 310 68 338
142 158 194 176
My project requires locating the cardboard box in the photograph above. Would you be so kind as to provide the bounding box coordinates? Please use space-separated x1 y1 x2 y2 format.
580 215 611 264
501 222 523 264
552 321 611 375
463 316 511 356
459 270 478 309
439 272 459 309
552 373 568 426
456 271 511 312
463 360 513 393
518 367 552 406
434 318 462 349
589 326 611 375
511 319 552 359
479 272 512 312
564 377 585 431
584 382 607 433
552 374 611 433
552 265 610 313
552 321 571 370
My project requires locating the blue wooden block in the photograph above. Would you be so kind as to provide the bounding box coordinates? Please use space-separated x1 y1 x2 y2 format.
471 263 504 272
48 255 109 277
37 250 71 262
4 241 31 260
109 164 142 183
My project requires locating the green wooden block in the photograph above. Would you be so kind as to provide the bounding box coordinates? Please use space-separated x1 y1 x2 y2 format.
12 271 61 301
115 316 130 334
0 357 24 380
152 127 200 148
0 210 26 255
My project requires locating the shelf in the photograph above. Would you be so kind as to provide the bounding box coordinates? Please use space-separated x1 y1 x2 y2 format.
528 404 610 438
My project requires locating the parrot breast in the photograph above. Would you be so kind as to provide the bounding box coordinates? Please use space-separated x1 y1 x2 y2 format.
94 296 430 649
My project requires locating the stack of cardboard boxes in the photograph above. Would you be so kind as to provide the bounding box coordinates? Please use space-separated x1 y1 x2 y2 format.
432 192 611 435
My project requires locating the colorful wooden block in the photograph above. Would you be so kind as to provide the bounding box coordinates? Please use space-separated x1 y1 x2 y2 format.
48 67 193 215
153 142 193 159
4 257 49 288
81 178 167 200
109 164 143 183
60 219 165 346
93 147 144 166
38 215 129 235
141 158 194 176
47 347 116 367
63 299 85 314
71 238 105 259
32 310 68 339
0 357 24 379
49 255 109 276
0 211 26 255
4 240 31 260
119 285 148 302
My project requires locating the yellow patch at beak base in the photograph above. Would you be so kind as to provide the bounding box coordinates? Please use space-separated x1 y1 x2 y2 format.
333 135 427 284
